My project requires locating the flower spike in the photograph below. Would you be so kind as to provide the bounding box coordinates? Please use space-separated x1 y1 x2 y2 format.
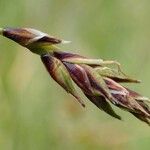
1 27 150 125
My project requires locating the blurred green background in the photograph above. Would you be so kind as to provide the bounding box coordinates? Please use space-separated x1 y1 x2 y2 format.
0 0 150 150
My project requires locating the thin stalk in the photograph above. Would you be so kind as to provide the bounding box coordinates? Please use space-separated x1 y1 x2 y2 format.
0 28 3 35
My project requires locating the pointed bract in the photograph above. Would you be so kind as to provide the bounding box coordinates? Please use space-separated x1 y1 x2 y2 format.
85 94 121 120
41 54 85 107
95 67 140 83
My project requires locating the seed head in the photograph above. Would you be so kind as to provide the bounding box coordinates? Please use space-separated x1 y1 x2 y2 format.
1 27 150 125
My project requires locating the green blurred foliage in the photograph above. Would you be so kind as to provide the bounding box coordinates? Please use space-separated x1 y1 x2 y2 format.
0 0 150 150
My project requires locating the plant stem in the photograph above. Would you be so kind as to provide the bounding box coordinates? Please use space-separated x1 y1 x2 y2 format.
0 28 3 35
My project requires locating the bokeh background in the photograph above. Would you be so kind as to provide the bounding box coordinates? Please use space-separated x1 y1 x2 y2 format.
0 0 150 150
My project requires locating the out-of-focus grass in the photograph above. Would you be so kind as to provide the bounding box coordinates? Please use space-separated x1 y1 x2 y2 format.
0 0 150 150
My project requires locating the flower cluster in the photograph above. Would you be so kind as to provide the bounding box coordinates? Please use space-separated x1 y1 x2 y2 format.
1 27 150 125
41 51 150 125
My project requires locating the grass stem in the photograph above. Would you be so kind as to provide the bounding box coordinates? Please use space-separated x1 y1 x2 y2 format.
0 28 3 35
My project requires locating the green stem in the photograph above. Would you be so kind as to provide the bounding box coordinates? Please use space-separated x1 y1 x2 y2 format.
0 28 3 35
